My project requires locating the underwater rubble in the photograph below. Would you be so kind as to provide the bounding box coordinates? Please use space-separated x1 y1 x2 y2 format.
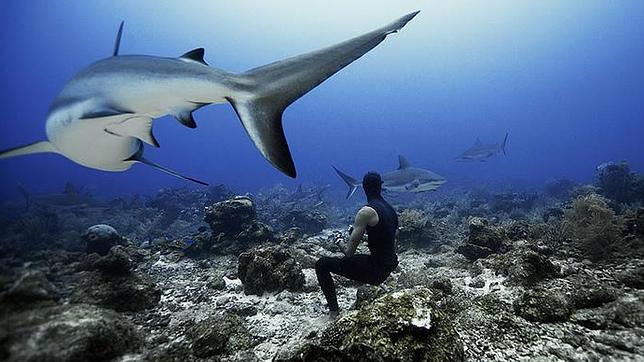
0 161 643 361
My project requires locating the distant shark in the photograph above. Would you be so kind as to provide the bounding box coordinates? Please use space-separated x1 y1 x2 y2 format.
333 155 446 199
17 182 101 209
455 133 509 162
0 12 420 185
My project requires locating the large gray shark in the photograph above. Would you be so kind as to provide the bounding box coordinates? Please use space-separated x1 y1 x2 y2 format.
333 155 446 199
0 12 420 184
455 133 509 162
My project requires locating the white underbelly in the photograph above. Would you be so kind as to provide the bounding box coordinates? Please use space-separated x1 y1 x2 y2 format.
48 117 139 171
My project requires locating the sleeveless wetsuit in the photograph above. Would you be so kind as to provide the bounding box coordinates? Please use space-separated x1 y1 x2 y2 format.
315 198 398 311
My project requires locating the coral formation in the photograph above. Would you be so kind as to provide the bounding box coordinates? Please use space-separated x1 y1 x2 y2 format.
397 208 435 250
296 288 464 361
237 245 305 295
457 217 510 261
204 196 274 254
563 193 622 260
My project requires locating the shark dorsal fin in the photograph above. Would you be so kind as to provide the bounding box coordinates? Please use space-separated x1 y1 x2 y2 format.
113 21 124 56
398 155 412 169
475 137 482 145
105 117 159 147
180 48 208 65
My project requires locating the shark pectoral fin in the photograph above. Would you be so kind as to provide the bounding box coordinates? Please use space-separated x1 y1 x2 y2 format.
226 96 295 178
105 117 159 147
0 141 58 159
126 151 208 186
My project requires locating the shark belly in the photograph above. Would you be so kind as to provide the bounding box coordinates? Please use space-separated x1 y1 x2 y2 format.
47 115 140 171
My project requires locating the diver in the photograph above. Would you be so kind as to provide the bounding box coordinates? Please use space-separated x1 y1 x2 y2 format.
315 171 399 315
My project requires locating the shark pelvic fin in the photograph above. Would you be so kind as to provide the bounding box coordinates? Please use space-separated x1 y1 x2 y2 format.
176 111 197 128
105 117 159 147
398 155 411 169
126 147 208 186
180 48 208 65
113 21 124 56
475 137 481 145
229 11 419 178
0 141 58 159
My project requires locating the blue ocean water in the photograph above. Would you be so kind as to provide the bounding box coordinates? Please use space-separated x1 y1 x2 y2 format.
1 1 643 200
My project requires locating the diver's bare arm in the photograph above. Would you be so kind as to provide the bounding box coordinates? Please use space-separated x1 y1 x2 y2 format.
345 207 379 256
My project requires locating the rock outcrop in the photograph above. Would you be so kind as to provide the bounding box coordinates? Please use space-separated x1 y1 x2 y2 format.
293 288 464 361
205 196 274 254
238 245 305 295
397 209 434 250
0 303 142 362
457 217 510 261
70 246 161 312
280 210 327 235
189 312 251 358
82 224 124 256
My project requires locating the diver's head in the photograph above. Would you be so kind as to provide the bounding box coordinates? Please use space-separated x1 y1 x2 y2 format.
363 171 383 200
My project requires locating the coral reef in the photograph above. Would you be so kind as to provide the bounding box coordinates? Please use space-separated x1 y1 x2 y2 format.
1 171 643 361
457 217 510 261
238 245 305 295
189 311 252 358
294 288 464 361
204 196 274 254
82 224 124 255
563 193 622 260
544 178 577 200
397 209 435 250
0 304 142 362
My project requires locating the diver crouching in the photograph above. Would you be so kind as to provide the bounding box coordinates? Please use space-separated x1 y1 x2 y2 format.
315 172 399 315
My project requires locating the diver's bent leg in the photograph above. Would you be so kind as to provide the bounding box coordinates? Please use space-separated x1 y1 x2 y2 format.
334 255 394 285
332 255 380 284
315 257 341 311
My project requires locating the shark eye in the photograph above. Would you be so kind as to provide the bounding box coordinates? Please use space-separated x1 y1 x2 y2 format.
88 234 98 241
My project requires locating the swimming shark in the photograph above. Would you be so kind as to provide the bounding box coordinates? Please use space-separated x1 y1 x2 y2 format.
17 182 101 210
455 133 508 162
333 155 446 199
0 12 420 185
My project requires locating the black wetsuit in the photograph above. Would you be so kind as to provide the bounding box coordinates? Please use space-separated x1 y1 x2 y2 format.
315 197 398 311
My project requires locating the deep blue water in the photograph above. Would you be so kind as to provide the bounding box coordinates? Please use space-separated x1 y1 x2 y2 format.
1 1 643 200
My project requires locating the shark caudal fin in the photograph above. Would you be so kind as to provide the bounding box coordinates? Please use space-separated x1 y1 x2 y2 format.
501 133 509 155
332 166 361 199
0 141 58 159
227 11 420 177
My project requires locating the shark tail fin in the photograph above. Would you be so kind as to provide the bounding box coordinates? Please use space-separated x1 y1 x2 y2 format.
332 166 361 199
501 133 509 155
0 141 58 159
226 11 419 178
